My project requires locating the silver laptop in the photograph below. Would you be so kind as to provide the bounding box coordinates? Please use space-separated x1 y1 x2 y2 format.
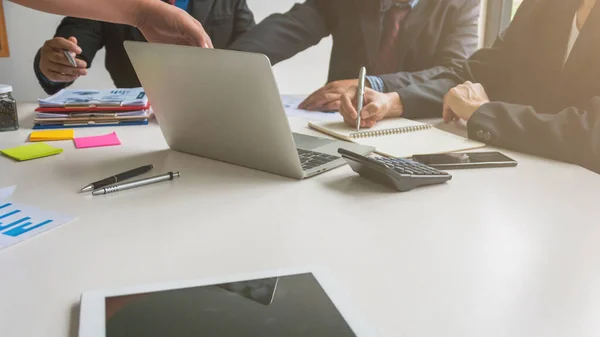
124 41 374 179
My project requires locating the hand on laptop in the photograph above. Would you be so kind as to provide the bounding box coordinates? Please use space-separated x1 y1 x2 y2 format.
299 79 363 111
39 37 88 82
339 87 404 128
135 0 213 48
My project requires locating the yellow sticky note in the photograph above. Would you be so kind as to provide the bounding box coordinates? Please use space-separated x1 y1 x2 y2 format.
30 129 74 142
1 143 63 161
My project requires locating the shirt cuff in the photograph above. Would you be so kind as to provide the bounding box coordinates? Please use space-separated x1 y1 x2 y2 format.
366 76 385 92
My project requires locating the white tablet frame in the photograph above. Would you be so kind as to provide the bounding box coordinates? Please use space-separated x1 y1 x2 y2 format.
78 266 381 337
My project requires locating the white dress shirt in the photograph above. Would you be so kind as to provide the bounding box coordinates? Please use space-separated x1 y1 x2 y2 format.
564 14 580 65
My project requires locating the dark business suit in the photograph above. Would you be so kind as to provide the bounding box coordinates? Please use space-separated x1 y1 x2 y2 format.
404 0 600 173
228 0 480 91
34 0 255 95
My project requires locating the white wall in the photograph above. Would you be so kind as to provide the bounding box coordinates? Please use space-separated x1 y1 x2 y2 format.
0 0 332 101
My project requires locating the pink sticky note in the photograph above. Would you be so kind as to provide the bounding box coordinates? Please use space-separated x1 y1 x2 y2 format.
73 132 121 149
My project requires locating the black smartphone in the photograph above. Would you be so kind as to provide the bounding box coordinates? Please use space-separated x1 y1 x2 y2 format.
412 151 517 169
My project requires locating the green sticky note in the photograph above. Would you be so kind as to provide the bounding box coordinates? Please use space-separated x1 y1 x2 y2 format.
1 143 63 161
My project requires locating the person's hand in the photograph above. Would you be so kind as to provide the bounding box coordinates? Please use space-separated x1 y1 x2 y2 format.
299 79 361 111
135 0 213 48
339 87 403 128
39 37 88 82
443 81 490 123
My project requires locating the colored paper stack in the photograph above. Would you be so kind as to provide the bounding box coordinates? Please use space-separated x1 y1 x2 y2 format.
33 88 150 129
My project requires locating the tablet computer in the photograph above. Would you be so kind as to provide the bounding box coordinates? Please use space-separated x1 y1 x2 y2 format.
78 266 380 337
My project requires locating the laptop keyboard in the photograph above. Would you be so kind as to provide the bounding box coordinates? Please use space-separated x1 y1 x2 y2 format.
297 149 340 171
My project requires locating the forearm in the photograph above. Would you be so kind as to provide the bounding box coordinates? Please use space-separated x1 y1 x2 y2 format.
10 0 142 26
468 99 600 173
395 73 464 119
228 0 329 65
380 65 463 90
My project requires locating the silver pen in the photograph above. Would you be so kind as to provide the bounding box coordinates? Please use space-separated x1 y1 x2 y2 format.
356 67 366 131
63 50 77 67
92 171 180 196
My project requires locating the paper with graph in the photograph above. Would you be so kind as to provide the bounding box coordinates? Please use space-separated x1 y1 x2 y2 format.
0 201 76 250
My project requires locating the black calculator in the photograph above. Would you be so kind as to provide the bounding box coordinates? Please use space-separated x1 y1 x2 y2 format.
338 148 452 192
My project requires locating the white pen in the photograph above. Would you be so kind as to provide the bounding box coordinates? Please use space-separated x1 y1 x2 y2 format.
356 67 366 131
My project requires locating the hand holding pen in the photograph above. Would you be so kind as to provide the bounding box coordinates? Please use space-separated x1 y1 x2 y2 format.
338 78 406 129
355 67 366 131
39 36 87 82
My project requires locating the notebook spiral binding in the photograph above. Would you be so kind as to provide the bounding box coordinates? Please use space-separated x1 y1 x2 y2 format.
349 124 432 139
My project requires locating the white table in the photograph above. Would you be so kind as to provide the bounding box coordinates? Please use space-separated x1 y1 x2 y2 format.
2 103 600 337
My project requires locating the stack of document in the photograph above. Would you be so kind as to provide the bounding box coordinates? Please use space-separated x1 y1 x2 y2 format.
34 88 150 129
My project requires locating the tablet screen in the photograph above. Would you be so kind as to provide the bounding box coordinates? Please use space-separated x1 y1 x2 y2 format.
105 273 358 337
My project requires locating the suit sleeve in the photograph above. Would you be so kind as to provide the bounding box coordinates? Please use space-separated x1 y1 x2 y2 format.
380 0 480 91
468 98 600 173
396 0 537 119
34 17 104 95
230 0 256 43
227 0 330 65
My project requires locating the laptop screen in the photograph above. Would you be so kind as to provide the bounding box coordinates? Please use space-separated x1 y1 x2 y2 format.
105 273 358 337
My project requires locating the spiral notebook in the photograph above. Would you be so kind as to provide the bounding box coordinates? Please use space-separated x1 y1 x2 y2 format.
308 118 484 158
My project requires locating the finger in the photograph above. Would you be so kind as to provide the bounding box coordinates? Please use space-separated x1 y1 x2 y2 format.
182 16 210 47
325 81 351 94
341 87 359 108
322 100 341 112
47 51 72 66
340 93 358 121
360 102 381 119
65 37 81 62
47 51 87 68
300 85 341 109
443 96 451 123
194 19 213 48
343 114 356 127
308 93 341 111
46 62 87 76
443 99 458 123
363 119 377 128
200 20 214 48
357 115 377 128
443 105 458 123
299 87 325 109
202 32 213 49
75 58 87 68
51 37 82 54
46 71 79 82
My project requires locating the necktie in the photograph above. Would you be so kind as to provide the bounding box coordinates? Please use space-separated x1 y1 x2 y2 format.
373 5 412 75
